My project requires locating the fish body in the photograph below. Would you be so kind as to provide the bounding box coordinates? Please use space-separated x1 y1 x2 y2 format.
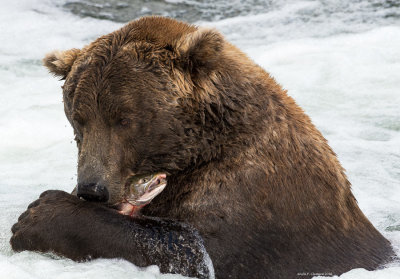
119 173 167 216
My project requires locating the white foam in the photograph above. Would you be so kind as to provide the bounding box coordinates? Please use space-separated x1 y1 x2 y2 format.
0 253 188 279
0 0 399 278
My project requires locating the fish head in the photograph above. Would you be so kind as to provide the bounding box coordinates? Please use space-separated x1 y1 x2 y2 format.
127 173 167 206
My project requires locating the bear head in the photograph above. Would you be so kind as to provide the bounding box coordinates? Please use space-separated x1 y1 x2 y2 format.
43 17 232 205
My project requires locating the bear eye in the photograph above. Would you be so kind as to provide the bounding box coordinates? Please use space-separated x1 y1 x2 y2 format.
72 113 86 127
119 118 131 127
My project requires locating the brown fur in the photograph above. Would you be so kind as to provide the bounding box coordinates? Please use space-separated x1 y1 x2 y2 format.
40 17 394 278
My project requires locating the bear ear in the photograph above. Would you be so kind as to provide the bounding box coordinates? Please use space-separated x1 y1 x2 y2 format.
175 28 224 75
43 48 81 79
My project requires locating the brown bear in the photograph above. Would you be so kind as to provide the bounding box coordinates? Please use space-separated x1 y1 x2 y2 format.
10 16 394 279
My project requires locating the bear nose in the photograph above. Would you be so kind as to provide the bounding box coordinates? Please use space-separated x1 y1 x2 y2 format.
77 182 109 202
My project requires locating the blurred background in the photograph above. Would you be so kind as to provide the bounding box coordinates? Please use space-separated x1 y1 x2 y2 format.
0 1 399 278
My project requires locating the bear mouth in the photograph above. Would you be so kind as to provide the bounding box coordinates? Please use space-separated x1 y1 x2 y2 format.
117 202 143 217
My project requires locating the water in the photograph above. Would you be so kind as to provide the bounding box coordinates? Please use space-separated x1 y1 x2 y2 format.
0 0 399 278
61 0 400 26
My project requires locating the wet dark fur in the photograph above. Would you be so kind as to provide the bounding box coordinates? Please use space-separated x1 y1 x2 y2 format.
11 17 394 278
11 191 213 278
